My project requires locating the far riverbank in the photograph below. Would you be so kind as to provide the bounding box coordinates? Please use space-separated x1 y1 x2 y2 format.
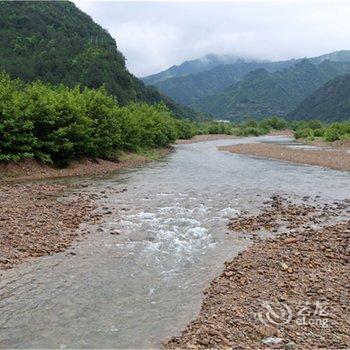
219 141 350 171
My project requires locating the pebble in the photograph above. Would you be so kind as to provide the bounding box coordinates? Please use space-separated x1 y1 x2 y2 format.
262 337 284 345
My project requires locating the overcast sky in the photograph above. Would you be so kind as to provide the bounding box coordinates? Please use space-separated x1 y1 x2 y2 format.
74 1 350 77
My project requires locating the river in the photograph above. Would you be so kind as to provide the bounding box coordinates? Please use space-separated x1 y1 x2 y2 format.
1 136 349 348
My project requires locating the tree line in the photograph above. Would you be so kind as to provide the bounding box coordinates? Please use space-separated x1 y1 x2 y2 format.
292 120 350 142
0 73 197 166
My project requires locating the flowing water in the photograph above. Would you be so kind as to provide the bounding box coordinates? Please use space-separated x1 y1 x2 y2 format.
1 136 349 349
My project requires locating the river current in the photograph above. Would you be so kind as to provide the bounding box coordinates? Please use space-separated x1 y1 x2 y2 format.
1 136 349 348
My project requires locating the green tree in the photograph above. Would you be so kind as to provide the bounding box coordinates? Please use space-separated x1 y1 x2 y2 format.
0 74 35 161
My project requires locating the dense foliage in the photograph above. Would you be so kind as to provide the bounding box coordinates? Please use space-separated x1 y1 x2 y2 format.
198 117 350 143
0 74 194 165
292 120 350 142
188 116 287 138
233 117 287 136
289 73 350 122
0 1 196 119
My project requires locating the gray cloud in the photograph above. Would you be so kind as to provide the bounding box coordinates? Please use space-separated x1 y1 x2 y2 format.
74 1 350 77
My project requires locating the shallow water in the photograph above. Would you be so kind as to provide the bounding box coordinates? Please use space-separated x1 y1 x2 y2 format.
1 136 349 349
261 137 324 150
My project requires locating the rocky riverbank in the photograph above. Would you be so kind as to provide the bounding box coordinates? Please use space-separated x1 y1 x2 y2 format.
165 196 350 349
0 182 98 269
219 142 350 171
0 148 171 181
0 148 171 270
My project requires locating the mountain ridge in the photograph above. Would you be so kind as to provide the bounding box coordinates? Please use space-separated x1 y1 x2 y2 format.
192 59 350 121
142 54 264 85
150 60 298 106
143 50 350 121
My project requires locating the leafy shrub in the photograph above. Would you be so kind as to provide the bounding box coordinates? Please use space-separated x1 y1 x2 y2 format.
0 74 36 161
236 126 266 137
174 119 197 139
0 73 196 165
120 103 178 151
82 87 122 160
323 122 350 142
292 119 350 142
259 116 287 130
294 127 313 139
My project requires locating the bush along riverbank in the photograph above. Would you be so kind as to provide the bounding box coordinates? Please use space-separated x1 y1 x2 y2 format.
165 195 350 349
193 116 288 138
292 120 350 142
0 73 188 167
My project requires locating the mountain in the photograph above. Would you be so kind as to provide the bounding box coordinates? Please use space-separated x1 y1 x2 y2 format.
289 73 350 121
142 54 260 85
143 50 350 120
0 1 195 119
310 50 350 64
193 59 350 121
150 59 298 106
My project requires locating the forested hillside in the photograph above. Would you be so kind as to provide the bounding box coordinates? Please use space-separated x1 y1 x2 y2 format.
151 60 297 106
310 50 350 64
144 50 350 121
289 73 350 121
192 59 350 121
0 1 195 119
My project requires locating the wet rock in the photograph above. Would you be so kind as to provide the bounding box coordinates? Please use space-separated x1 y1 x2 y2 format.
197 338 209 346
262 337 284 345
258 325 277 337
284 341 296 349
